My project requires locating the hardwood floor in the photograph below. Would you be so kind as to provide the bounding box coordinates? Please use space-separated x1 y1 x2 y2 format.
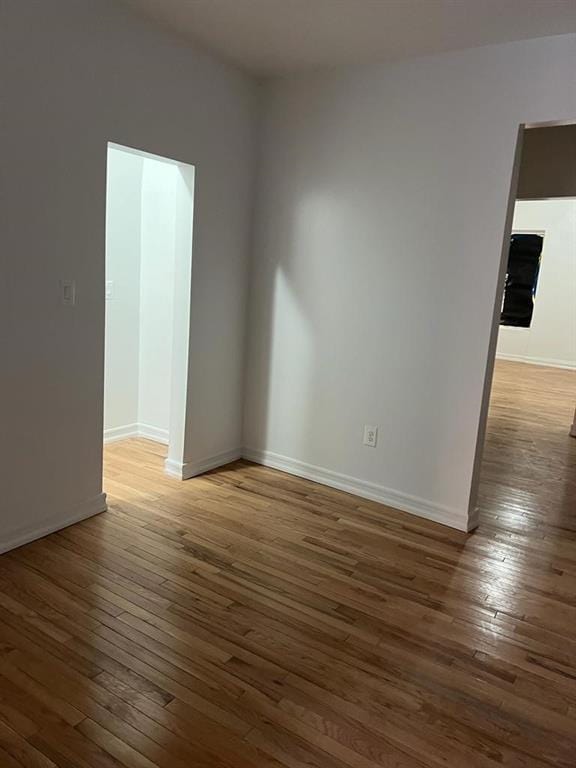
0 360 575 767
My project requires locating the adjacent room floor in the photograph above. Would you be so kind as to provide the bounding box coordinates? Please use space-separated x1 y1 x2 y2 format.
0 360 574 767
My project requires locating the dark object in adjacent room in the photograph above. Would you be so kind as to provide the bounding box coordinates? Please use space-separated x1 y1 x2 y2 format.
500 233 543 328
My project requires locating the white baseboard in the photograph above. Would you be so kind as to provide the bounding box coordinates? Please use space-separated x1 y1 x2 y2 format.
496 353 576 370
103 424 139 443
164 458 184 478
104 431 475 531
243 447 470 532
165 448 242 480
104 423 169 445
0 492 107 555
467 506 480 532
137 424 169 445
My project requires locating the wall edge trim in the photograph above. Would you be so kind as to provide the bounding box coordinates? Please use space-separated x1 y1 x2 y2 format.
0 493 107 555
243 447 470 532
104 424 169 445
138 424 170 445
103 424 140 443
165 448 243 480
496 353 576 370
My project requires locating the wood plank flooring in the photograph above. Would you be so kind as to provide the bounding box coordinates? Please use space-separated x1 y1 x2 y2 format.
0 359 575 767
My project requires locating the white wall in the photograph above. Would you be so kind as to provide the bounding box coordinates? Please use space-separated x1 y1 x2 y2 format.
0 0 256 552
167 164 196 473
2 1 575 551
104 148 143 436
104 150 182 445
138 157 178 440
497 200 576 369
244 34 576 531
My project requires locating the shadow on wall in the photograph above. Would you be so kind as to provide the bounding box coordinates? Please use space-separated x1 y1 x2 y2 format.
242 178 479 525
244 194 319 467
242 98 504 536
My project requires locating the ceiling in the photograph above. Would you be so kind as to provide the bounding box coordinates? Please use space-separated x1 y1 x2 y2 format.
122 0 576 76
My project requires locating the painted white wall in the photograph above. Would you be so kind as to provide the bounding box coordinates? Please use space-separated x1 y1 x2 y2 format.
244 34 576 531
138 158 178 440
104 150 184 445
167 164 196 473
0 0 256 551
2 0 575 550
104 148 143 436
497 200 576 369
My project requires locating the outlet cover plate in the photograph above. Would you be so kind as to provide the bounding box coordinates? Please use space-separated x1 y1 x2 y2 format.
363 425 378 447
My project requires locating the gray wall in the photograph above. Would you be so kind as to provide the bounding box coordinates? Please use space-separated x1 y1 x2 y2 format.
0 0 257 550
244 34 576 530
518 124 576 199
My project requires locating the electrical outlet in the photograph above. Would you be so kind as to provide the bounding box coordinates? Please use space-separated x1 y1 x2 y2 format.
363 425 378 447
105 280 114 300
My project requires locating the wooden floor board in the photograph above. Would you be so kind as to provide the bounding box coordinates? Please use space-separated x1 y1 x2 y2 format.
1 360 575 766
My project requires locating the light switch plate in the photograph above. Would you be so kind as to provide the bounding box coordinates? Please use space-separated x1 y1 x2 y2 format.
61 280 76 306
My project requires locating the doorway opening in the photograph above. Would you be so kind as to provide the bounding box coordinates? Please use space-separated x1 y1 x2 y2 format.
103 142 195 479
471 121 576 531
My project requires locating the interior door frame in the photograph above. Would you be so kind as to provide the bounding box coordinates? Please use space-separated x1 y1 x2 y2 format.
467 117 576 529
